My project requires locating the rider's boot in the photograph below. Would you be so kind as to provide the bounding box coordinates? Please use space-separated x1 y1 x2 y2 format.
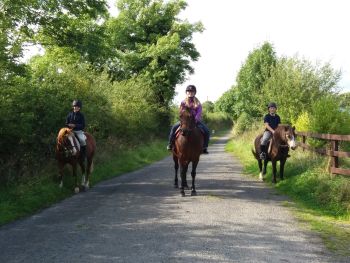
260 145 267 160
80 145 87 162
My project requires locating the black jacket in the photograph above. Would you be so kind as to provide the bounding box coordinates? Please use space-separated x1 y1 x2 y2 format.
65 111 85 131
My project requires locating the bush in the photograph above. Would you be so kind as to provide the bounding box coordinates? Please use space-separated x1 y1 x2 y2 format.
232 112 255 135
202 111 232 132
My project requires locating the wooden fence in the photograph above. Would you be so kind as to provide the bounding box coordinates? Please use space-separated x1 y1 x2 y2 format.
296 131 350 176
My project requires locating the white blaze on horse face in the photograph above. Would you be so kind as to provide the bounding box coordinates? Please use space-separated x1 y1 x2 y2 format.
68 136 78 155
288 135 296 149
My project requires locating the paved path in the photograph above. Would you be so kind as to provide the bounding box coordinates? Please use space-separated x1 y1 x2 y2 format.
0 136 344 262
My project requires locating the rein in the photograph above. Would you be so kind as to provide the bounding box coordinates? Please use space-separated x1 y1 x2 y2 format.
57 135 79 157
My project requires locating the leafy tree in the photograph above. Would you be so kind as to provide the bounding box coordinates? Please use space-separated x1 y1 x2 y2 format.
215 87 240 120
338 92 350 109
105 0 203 105
235 41 277 117
0 0 109 80
202 101 215 113
262 56 341 123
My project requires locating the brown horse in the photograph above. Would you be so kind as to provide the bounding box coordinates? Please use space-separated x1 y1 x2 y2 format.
56 128 96 193
252 125 296 183
172 106 204 196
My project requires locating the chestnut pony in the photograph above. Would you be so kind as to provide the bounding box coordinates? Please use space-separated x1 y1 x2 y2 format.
56 128 96 193
172 106 203 196
252 125 296 183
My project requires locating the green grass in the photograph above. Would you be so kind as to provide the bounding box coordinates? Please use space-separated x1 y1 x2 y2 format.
0 138 169 226
226 129 350 256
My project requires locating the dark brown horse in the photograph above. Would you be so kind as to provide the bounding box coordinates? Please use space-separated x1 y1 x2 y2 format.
172 107 204 196
252 125 296 183
56 128 96 193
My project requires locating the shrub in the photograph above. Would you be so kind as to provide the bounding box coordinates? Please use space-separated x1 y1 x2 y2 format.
232 112 255 135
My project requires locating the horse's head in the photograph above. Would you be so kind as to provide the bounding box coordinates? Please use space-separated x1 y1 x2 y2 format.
276 125 297 150
179 106 196 136
56 128 80 157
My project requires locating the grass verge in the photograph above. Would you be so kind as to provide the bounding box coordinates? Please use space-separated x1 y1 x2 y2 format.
0 138 169 226
226 130 350 256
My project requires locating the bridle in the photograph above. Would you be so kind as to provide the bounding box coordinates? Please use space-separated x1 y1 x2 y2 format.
57 133 79 158
179 112 196 136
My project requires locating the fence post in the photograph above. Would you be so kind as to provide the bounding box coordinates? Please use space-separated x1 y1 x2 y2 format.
302 135 306 151
330 140 339 174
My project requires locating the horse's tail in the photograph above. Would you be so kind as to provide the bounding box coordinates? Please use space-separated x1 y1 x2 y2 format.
252 149 257 159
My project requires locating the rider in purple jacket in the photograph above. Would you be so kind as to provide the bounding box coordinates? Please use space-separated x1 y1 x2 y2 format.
167 85 210 154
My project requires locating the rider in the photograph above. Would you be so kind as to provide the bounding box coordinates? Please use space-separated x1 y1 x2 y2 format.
260 102 281 160
167 85 210 154
65 99 86 161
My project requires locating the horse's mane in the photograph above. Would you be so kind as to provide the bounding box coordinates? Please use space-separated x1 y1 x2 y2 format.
57 128 72 143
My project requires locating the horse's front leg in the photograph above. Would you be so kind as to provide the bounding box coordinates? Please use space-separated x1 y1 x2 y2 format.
263 159 268 176
80 158 87 190
173 155 179 188
272 160 277 183
58 163 64 188
180 163 189 197
72 163 80 193
279 158 286 180
191 160 199 196
258 159 263 181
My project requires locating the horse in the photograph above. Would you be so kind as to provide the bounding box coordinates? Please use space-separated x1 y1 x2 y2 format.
56 128 96 193
252 125 296 183
172 106 204 196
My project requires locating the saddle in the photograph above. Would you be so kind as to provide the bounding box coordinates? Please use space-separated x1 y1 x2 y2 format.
73 132 87 150
175 126 205 139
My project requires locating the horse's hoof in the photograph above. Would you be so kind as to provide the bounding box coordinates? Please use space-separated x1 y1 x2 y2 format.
174 184 179 188
272 179 277 184
191 191 197 196
184 185 189 190
74 187 80 193
181 191 185 197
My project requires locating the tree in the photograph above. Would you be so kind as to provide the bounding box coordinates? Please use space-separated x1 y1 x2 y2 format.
235 41 277 117
105 0 203 105
0 0 109 81
262 56 341 123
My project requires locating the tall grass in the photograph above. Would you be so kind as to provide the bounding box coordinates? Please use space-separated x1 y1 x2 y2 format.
0 138 168 226
227 128 350 255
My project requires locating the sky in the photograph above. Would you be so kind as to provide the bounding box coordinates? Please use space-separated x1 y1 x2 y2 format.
100 0 350 103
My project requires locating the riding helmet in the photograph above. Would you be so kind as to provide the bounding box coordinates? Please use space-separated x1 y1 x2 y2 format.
186 85 197 94
72 99 82 108
267 102 277 109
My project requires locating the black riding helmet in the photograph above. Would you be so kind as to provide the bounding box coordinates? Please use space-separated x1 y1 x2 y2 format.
72 99 82 108
267 102 277 109
186 85 197 94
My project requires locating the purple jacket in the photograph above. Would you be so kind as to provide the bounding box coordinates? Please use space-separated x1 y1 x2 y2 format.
180 98 202 123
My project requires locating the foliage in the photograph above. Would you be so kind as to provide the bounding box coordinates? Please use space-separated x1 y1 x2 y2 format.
294 111 311 132
105 0 203 105
202 112 232 132
338 92 350 110
202 101 215 113
232 113 256 136
308 95 350 135
234 41 277 117
262 57 341 124
214 87 240 120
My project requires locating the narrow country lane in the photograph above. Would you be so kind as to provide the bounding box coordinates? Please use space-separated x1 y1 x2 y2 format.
0 135 344 263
